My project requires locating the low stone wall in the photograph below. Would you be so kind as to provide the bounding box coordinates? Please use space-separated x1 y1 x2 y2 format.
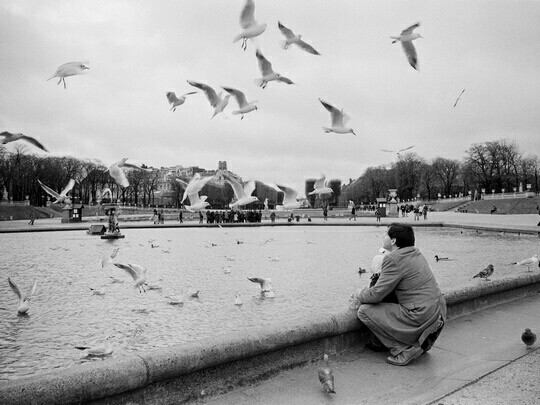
1 273 538 405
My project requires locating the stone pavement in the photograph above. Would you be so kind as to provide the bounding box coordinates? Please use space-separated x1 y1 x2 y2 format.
201 294 540 405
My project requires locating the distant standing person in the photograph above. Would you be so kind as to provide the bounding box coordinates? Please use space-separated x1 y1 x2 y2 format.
422 205 428 220
28 212 35 225
159 209 165 224
199 211 204 224
349 205 357 221
490 205 497 215
179 209 183 223
323 206 328 221
375 208 381 222
270 211 276 223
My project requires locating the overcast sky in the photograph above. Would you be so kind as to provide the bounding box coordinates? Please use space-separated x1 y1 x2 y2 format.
1 1 539 197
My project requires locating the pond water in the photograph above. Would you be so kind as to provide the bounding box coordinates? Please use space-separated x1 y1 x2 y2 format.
0 225 538 380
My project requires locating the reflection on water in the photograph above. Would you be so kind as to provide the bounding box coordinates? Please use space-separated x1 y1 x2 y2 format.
0 226 537 380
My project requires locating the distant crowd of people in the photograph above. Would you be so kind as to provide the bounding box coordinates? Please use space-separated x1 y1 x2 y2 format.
202 209 263 224
398 204 429 220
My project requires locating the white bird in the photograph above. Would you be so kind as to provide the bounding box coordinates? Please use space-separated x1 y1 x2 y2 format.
113 263 147 292
371 248 387 274
75 343 113 358
1 131 49 152
222 86 258 119
308 174 333 197
101 247 119 268
223 265 232 274
37 179 76 204
453 88 466 108
512 255 539 272
144 283 162 291
8 277 37 315
187 80 230 119
319 99 356 135
177 173 214 204
277 21 321 55
90 287 106 296
106 158 152 188
381 145 415 157
248 277 275 298
224 255 236 262
223 171 259 208
318 354 336 394
166 91 197 112
233 0 267 51
255 49 294 89
109 276 124 284
48 61 89 89
391 22 422 71
166 294 184 305
187 288 200 298
234 292 243 306
275 184 302 210
185 193 210 212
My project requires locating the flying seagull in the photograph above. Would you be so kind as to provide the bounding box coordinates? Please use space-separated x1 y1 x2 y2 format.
391 22 422 71
381 145 415 157
233 0 266 51
222 171 259 208
319 99 356 135
113 263 147 293
248 277 275 298
177 173 213 204
275 184 302 210
222 86 258 119
0 131 49 152
166 91 197 112
47 61 89 89
255 49 294 89
8 277 37 315
106 158 152 188
309 174 333 196
277 21 320 55
453 88 466 108
38 179 76 204
187 80 230 119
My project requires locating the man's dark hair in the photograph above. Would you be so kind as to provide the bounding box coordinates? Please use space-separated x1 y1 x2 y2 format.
387 223 415 248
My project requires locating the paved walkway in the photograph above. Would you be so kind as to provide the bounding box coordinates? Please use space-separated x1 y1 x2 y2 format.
202 294 540 405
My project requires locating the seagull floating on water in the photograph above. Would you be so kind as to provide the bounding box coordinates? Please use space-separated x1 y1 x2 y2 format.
113 263 147 292
319 99 356 136
234 0 266 51
75 343 113 358
308 174 333 197
1 131 49 152
166 91 197 112
48 61 89 89
317 354 336 394
255 49 294 89
391 22 422 71
473 264 494 281
8 277 37 315
277 21 321 55
434 255 453 262
222 86 258 119
511 254 539 271
187 80 230 119
234 292 243 306
90 287 106 296
38 179 76 205
248 277 275 298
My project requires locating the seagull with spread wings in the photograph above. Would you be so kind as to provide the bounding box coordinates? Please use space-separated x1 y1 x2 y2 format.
1 131 49 152
248 277 275 298
222 86 258 119
187 80 230 119
381 145 415 157
166 91 197 112
8 277 37 315
391 22 422 71
453 88 466 108
113 263 147 293
277 21 320 55
275 184 302 210
309 174 333 196
255 49 294 89
319 99 356 135
233 0 267 51
106 158 152 188
47 61 89 89
177 173 214 203
38 178 76 204
222 171 259 208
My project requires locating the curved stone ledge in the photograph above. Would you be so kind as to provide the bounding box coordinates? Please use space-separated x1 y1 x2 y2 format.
1 273 539 405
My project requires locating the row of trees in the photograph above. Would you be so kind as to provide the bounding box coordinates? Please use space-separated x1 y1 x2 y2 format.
340 139 539 204
1 138 537 209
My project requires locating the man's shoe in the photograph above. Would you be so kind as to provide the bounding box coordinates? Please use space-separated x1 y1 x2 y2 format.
386 346 424 366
